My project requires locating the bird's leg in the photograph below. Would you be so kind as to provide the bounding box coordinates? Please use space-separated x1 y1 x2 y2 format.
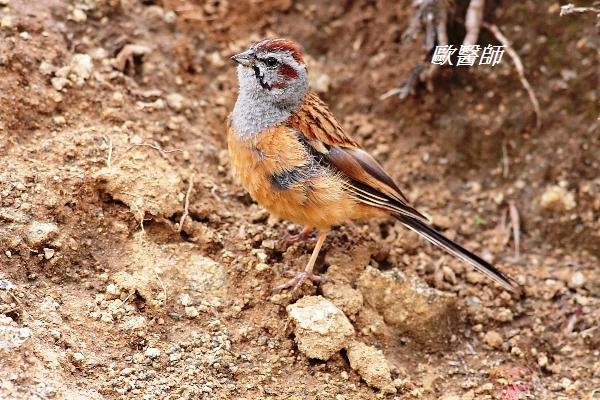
282 225 315 244
272 231 328 293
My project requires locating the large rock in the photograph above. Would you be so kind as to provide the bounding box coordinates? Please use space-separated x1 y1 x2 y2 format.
287 296 355 360
357 266 459 349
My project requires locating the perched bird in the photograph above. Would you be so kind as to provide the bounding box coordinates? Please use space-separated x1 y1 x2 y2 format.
228 38 518 293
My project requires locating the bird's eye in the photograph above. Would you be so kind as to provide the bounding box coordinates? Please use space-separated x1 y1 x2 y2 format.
265 57 278 67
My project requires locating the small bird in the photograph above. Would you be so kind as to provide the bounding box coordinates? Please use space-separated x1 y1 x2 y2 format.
228 38 518 293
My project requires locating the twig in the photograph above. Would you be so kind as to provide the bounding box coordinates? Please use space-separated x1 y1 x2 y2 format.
501 140 509 178
131 203 145 233
508 201 520 260
463 0 485 46
178 173 195 232
559 4 600 16
106 136 113 167
111 44 151 73
116 291 134 310
483 23 542 130
121 143 183 159
154 270 167 301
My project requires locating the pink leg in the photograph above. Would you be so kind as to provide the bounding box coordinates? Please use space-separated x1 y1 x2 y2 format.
272 231 328 293
282 225 315 244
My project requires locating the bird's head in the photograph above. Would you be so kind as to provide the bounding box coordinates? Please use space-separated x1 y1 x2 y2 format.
231 38 308 109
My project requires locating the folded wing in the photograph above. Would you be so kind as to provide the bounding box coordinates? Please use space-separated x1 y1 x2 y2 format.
286 92 428 222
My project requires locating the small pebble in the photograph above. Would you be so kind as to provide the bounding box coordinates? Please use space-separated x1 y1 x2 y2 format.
145 347 160 359
484 330 503 349
72 8 87 22
184 306 199 318
568 271 586 289
43 248 55 259
72 352 85 364
166 92 185 111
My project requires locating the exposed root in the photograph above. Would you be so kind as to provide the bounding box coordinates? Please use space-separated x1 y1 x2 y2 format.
178 173 195 232
508 201 521 260
111 44 151 74
483 22 542 130
463 0 485 46
559 3 600 16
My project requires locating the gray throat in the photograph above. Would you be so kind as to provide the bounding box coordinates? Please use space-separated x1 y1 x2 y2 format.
231 65 308 138
231 92 294 139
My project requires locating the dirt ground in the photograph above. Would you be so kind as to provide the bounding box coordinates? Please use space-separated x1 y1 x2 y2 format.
0 0 599 399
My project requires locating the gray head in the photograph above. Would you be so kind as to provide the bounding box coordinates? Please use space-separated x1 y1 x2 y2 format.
230 38 309 138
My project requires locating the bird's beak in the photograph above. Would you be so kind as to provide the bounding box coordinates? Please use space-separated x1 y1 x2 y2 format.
231 49 255 67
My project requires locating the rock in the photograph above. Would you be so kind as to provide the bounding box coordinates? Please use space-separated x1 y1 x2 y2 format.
0 316 30 350
72 8 87 22
120 316 147 331
51 77 70 91
356 266 459 349
39 61 55 76
43 248 55 259
321 282 363 318
439 395 461 400
184 306 199 318
186 255 227 302
94 153 182 220
72 352 85 364
26 221 58 248
166 93 185 111
346 341 396 393
484 330 503 349
179 293 192 306
540 185 576 211
145 347 160 359
568 271 586 289
69 53 93 82
105 283 120 300
493 308 514 322
0 16 12 29
287 296 354 360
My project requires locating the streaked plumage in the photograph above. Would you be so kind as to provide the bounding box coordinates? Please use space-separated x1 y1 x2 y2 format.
229 38 518 293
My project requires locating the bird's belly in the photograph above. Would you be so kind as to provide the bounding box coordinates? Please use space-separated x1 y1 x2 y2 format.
228 133 366 229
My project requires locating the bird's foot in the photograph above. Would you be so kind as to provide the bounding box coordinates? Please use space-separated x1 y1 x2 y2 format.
282 230 316 244
272 270 327 294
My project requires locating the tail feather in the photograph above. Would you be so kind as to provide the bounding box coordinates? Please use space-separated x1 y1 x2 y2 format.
396 214 519 293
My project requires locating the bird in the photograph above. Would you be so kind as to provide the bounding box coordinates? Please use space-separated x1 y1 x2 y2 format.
227 38 518 294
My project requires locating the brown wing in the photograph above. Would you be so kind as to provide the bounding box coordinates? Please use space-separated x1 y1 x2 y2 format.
286 92 428 222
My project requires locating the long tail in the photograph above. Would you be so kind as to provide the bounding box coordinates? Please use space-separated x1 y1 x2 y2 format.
396 214 519 293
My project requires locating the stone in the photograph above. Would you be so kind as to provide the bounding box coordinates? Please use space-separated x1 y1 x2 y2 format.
568 271 586 289
346 341 396 393
145 347 160 359
43 248 55 259
484 330 503 349
69 53 93 82
540 185 576 211
26 221 58 247
166 93 185 111
287 296 354 360
356 266 459 349
321 282 363 318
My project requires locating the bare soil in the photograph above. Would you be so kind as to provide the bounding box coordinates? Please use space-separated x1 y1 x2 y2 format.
0 0 598 399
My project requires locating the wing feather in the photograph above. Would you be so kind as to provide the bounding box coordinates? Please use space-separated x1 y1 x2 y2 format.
286 92 427 222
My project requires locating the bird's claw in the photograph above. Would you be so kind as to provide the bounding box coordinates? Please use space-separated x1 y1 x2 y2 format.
272 271 327 294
